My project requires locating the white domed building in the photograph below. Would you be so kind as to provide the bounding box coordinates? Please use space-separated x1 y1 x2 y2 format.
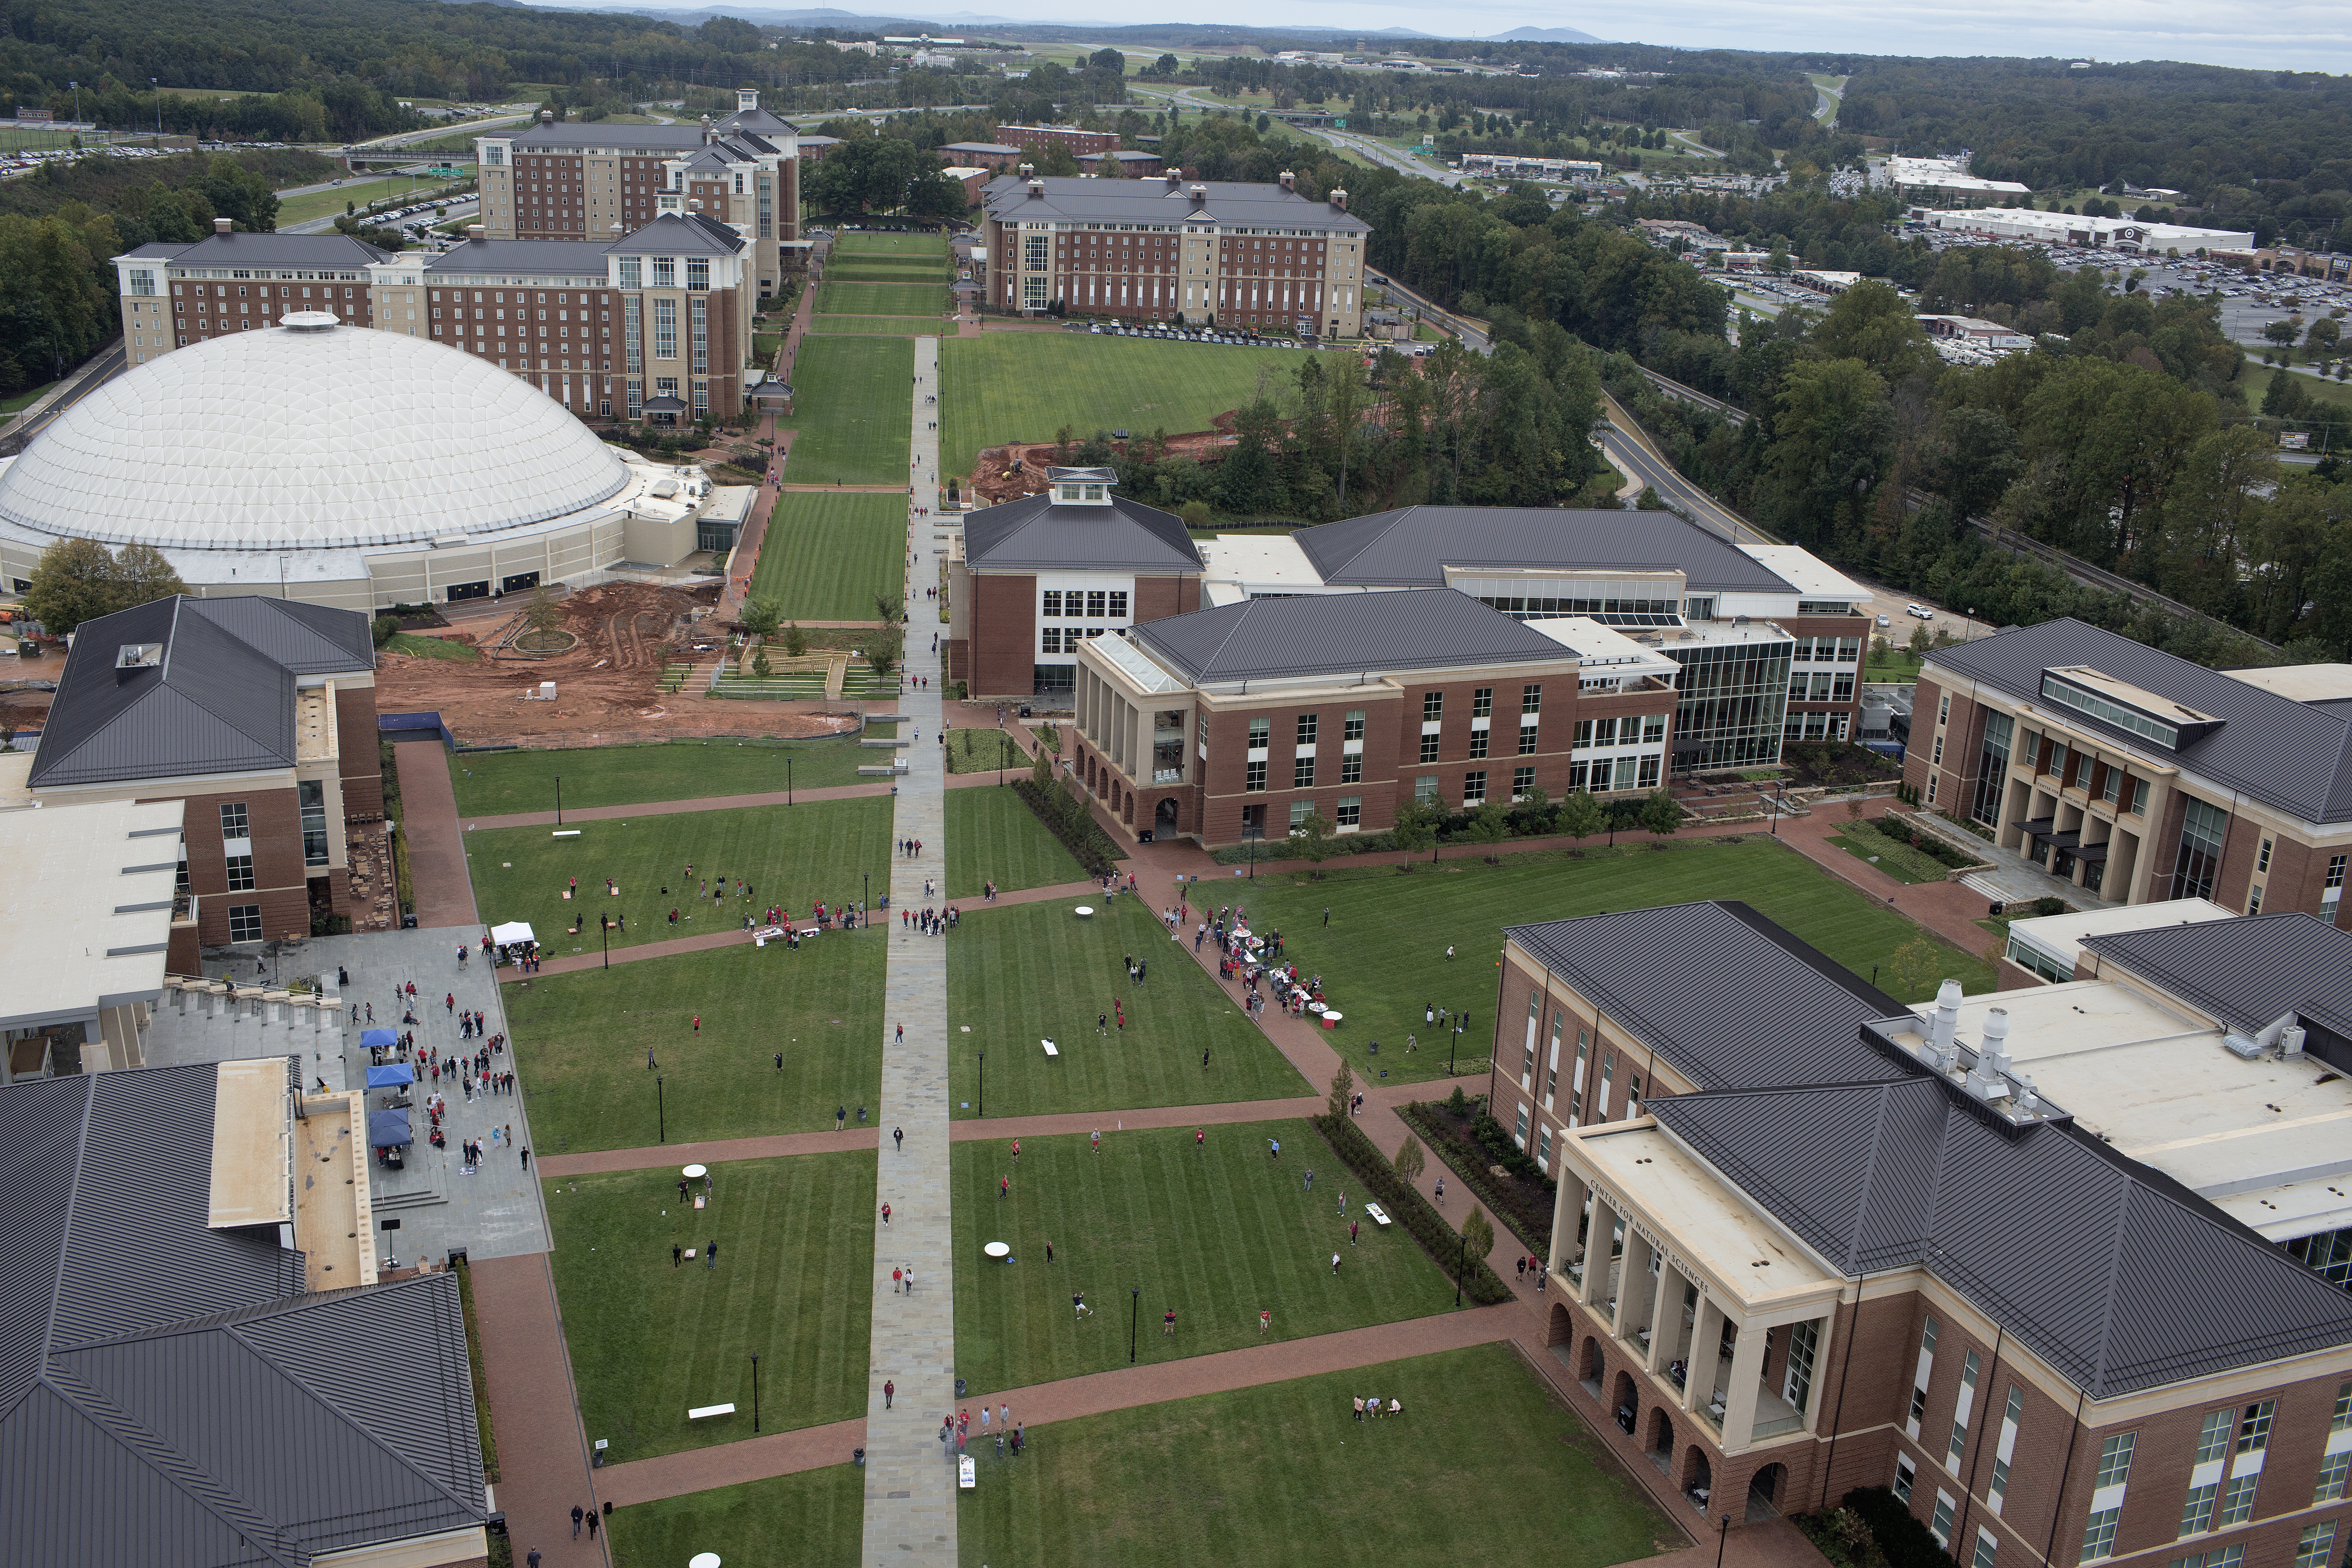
0 313 737 612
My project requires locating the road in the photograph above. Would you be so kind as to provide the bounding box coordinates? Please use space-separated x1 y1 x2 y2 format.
285 194 476 236
1364 272 1487 351
1809 75 1846 128
344 106 537 154
1597 397 1770 545
4 339 126 452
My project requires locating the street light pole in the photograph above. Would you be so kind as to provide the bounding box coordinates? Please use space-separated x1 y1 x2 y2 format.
1130 1286 1140 1363
752 1354 761 1432
555 774 562 826
656 1075 665 1142
787 756 793 806
152 78 160 138
601 915 610 969
1455 1232 1466 1307
977 1051 983 1118
863 871 869 929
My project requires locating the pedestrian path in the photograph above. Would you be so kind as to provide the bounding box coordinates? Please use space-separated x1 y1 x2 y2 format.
395 739 481 929
862 331 956 1567
469 1254 606 1568
464 778 888 831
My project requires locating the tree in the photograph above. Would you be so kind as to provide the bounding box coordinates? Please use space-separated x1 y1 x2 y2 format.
904 170 966 222
1810 280 1936 383
524 585 564 634
1327 1059 1354 1121
1292 809 1339 875
863 626 902 680
750 646 772 679
1038 142 1081 177
1637 789 1682 842
1394 1136 1425 1183
1558 788 1605 851
874 590 904 623
1466 800 1512 861
1886 936 1947 1002
782 621 808 656
2264 320 2299 350
739 596 781 639
23 537 186 636
2310 318 2343 355
1461 1207 1494 1267
1909 621 1933 656
1388 797 1440 867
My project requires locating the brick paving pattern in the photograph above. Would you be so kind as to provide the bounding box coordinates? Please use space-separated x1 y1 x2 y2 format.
395 738 482 929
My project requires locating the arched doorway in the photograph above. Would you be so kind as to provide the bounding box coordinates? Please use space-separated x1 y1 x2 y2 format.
1747 1463 1786 1522
1155 797 1180 835
1610 1372 1637 1433
1683 1447 1714 1511
1647 1409 1676 1474
1547 1303 1574 1347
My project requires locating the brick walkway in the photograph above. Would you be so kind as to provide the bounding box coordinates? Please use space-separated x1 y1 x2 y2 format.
470 1254 606 1567
463 780 889 832
395 739 481 930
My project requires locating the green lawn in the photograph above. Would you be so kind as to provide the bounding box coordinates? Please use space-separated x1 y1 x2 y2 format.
275 175 467 228
777 335 914 486
940 334 1296 476
747 491 907 621
946 786 1087 899
833 231 948 255
1866 650 1929 681
1198 836 1996 1085
958 1342 1668 1568
827 260 950 283
1826 820 1954 885
504 935 884 1153
808 315 946 335
448 732 891 816
546 1153 874 1461
817 281 949 316
610 1466 863 1568
384 632 478 661
0 377 60 415
944 727 1025 774
947 897 1309 1119
2242 363 2352 412
465 797 891 955
950 1120 1456 1392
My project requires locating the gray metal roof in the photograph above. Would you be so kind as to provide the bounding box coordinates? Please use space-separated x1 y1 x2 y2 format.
425 239 613 276
608 212 747 256
1293 507 1796 592
1651 1071 2352 1397
2080 912 2352 1059
29 597 372 790
943 142 1022 156
1133 588 1575 683
979 174 1372 234
1506 901 1911 1091
962 492 1200 575
0 1067 486 1564
152 232 393 269
505 117 793 155
1928 619 2352 824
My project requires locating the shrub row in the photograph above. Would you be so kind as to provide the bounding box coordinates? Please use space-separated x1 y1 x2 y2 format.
1840 1488 1961 1568
1010 777 1124 876
1877 811 1984 870
1309 1112 1514 1305
1398 1101 1555 1256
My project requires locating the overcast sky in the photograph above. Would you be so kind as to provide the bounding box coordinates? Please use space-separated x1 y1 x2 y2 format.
588 0 2352 73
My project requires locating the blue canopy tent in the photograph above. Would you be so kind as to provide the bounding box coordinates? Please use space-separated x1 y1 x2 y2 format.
368 1108 413 1148
361 1028 400 1051
365 1063 414 1089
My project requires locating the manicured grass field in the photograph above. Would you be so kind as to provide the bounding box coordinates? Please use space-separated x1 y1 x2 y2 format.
833 231 948 255
1206 836 1996 1085
448 731 891 816
946 897 1308 1119
546 1153 874 1460
275 174 467 227
747 491 908 622
466 797 891 955
958 1342 1670 1568
503 935 884 1152
809 316 944 335
1826 822 1952 885
945 786 1087 899
610 1467 863 1568
827 259 949 283
940 334 1295 475
949 1120 1455 1392
944 727 1025 774
817 281 949 316
777 335 913 486
384 633 478 662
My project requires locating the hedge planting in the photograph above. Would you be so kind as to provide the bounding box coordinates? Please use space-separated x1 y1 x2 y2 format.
1010 777 1124 876
1310 1111 1513 1305
1840 1488 1961 1568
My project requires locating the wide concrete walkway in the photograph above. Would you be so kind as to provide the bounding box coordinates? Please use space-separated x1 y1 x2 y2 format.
394 738 481 929
862 331 957 1566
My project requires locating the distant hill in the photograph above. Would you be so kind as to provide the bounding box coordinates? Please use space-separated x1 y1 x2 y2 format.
1489 25 1608 42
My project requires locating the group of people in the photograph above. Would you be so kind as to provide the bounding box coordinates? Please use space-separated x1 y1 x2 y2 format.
941 1404 1024 1459
902 905 956 934
1352 1395 1403 1421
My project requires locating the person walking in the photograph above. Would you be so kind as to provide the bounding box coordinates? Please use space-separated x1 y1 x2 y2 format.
837 1104 847 1130
706 1241 719 1269
1434 1176 1444 1205
894 1126 904 1152
527 1550 541 1568
587 1510 599 1542
1000 1175 1009 1200
572 1506 584 1539
1332 1251 1341 1274
1090 1129 1101 1154
519 1146 529 1170
894 1266 903 1293
1044 1240 1053 1263
882 1202 892 1225
1196 1128 1205 1152
884 1379 895 1410
692 1014 700 1034
1305 1168 1314 1192
673 1243 682 1267
1010 1138 1020 1165
1350 1218 1360 1246
904 1265 915 1294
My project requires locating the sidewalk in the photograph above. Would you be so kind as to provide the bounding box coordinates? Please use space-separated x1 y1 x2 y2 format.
470 1254 607 1568
464 779 888 831
395 739 481 929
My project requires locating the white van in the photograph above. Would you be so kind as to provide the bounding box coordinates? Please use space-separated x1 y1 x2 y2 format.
1906 604 1935 620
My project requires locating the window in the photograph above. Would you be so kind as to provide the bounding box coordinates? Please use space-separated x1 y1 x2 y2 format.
1336 796 1361 827
2218 1473 2257 1526
1514 766 1537 800
1087 590 1107 617
2096 1431 2137 1490
1341 753 1362 784
1463 771 1487 806
1469 727 1488 759
1783 1319 1818 1413
1421 733 1441 763
1343 710 1365 742
227 903 263 943
2082 1508 2121 1561
1639 757 1661 788
2196 1408 2235 1466
1972 1529 1998 1568
2170 1549 2245 1568
2181 1484 2219 1537
298 780 328 867
1290 800 1314 828
1515 1105 1529 1143
1523 683 1542 714
1894 1455 1917 1504
1294 756 1316 788
1973 712 2014 827
1989 1386 2022 1513
1042 628 1063 654
1908 1319 1938 1439
1537 1126 1551 1169
2236 1399 2274 1455
2130 777 2150 815
653 297 677 358
2248 888 2263 916
225 854 256 892
1296 713 1319 747
2328 855 2348 912
686 257 708 291
1473 686 1493 718
2172 797 2228 901
219 802 249 839
1519 720 1539 755
2314 1451 2349 1506
1414 775 1439 802
1245 760 1267 791
2332 1382 2350 1434
1042 590 1062 616
1643 714 1667 744
2257 838 2273 874
1934 1492 1959 1549
1248 718 1270 751
1948 1349 1982 1469
652 257 676 288
2294 1525 2336 1568
1423 692 1443 722
1109 591 1128 619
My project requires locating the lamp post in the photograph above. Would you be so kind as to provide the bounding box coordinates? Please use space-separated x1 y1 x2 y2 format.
786 755 793 805
752 1354 761 1432
976 1051 983 1118
555 773 562 826
601 914 610 969
656 1075 665 1142
1000 731 1008 786
1454 1230 1467 1307
1130 1286 1140 1363
862 872 869 929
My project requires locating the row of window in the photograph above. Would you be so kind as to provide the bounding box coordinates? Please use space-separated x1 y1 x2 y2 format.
1041 590 1128 619
1790 671 1860 702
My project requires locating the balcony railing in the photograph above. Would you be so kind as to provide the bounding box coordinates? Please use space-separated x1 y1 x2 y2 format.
1152 768 1183 784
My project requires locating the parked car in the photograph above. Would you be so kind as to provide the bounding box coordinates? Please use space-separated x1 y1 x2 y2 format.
1875 613 1892 628
1907 604 1935 620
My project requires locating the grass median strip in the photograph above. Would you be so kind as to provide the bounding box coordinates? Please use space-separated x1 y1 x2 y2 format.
777 334 914 486
747 490 909 621
946 786 1088 900
610 1468 862 1568
449 731 889 816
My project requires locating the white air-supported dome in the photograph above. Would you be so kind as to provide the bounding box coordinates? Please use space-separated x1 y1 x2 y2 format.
0 314 631 552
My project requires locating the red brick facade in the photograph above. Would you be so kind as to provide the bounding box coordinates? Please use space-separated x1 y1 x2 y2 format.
995 124 1120 158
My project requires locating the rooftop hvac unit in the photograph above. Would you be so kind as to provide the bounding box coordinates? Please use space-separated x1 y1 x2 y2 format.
2221 1033 2263 1060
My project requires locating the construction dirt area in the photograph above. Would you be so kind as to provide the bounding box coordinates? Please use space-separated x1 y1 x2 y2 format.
372 579 860 746
969 421 1234 504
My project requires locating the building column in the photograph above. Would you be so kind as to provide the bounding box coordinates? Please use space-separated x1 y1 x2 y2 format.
1580 1196 1617 1307
1550 1170 1591 1282
1685 1296 1724 1417
1647 1265 1682 1375
1616 1229 1657 1341
1718 1318 1770 1452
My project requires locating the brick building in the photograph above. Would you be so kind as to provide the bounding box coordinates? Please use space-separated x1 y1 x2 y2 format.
1503 900 2352 1565
993 123 1120 158
939 141 1026 172
363 213 756 423
946 468 1203 699
474 88 803 298
1066 588 1679 844
1907 620 2352 923
976 171 1370 335
112 224 387 365
27 596 382 960
1083 149 1166 177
